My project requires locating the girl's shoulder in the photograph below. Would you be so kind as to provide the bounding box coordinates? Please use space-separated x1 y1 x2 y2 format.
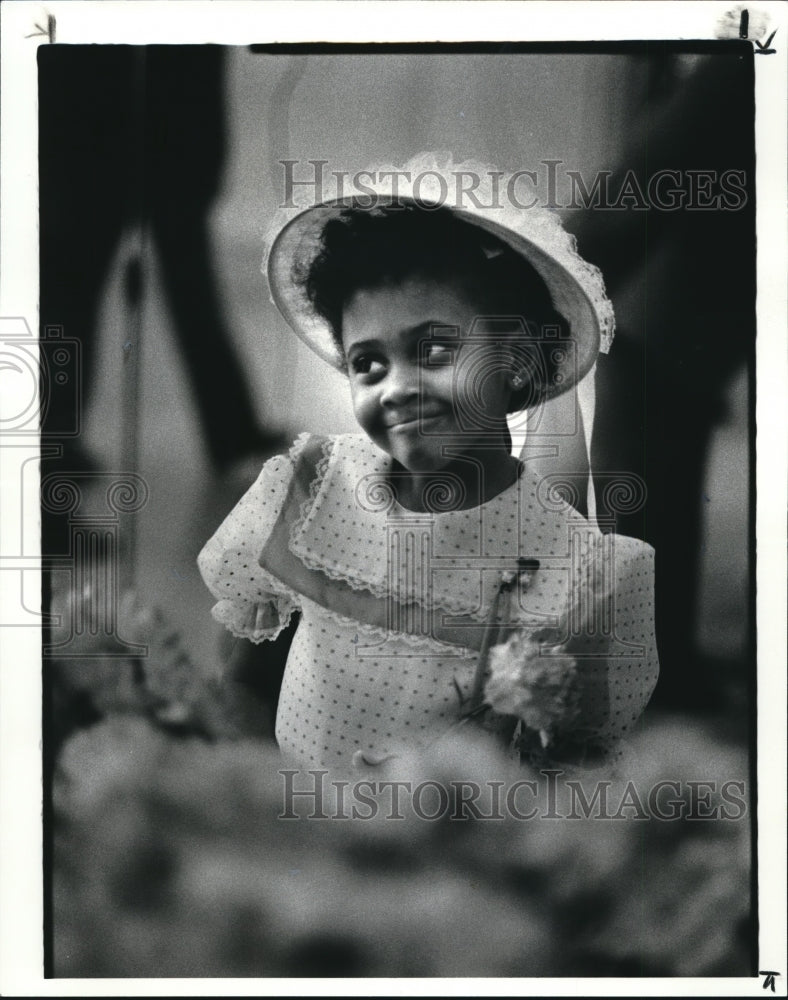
230 432 378 510
284 433 392 590
512 462 655 558
285 431 382 472
285 432 391 510
195 432 375 643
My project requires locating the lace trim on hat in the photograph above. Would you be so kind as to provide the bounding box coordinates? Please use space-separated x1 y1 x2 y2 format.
262 152 615 365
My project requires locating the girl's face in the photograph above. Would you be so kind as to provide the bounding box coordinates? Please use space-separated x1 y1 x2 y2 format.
342 276 516 473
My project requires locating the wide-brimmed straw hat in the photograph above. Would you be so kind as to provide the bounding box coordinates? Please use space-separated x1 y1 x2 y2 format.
263 153 614 403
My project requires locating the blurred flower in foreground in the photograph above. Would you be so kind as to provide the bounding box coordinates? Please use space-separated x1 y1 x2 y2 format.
52 706 751 978
53 717 552 977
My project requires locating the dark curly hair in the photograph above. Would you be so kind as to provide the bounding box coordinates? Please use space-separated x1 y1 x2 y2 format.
300 204 570 412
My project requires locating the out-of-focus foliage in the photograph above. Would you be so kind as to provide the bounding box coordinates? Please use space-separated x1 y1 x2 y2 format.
52 657 751 978
48 588 274 752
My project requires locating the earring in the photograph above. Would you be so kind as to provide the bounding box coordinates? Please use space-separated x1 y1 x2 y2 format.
511 373 525 389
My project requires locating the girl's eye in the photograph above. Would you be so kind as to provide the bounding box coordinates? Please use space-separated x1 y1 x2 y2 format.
351 354 386 377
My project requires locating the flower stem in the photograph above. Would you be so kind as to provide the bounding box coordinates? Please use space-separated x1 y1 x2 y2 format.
465 570 515 716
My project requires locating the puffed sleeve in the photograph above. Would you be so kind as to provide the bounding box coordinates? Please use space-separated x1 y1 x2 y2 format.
197 435 309 643
566 532 660 751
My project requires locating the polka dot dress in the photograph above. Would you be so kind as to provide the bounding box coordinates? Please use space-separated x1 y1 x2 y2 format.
274 597 480 768
198 434 659 770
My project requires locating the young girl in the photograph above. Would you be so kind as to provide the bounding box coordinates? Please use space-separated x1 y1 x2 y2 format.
198 156 659 772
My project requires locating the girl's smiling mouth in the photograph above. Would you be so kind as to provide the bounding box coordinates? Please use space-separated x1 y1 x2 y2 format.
386 410 448 430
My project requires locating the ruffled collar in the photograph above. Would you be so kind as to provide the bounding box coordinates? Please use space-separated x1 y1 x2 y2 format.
288 434 591 622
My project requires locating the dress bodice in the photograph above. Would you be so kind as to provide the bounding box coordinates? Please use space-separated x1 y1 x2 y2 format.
198 433 659 770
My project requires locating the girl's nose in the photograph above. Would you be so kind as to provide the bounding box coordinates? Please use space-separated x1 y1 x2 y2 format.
379 364 419 407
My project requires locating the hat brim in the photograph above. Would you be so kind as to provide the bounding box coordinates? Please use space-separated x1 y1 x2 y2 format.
267 195 602 403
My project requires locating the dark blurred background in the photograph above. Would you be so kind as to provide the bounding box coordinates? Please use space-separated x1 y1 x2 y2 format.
39 44 755 978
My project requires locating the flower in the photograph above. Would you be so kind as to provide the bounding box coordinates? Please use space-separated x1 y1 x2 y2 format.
484 632 580 746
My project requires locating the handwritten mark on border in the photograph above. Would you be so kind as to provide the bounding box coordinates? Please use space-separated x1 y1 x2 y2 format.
759 970 780 993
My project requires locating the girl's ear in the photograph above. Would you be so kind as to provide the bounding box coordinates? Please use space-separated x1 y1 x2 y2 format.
499 339 528 409
506 362 541 415
503 368 525 416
